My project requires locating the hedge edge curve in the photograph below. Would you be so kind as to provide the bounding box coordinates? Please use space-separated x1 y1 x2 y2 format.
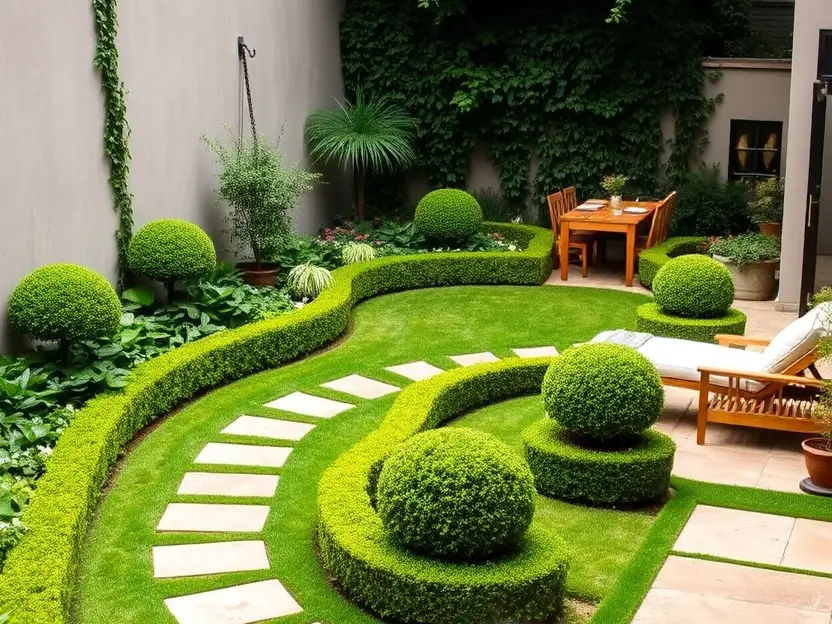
638 236 707 289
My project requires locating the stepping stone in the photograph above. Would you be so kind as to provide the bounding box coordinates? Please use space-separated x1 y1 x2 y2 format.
320 374 399 399
177 472 279 498
153 540 270 578
157 503 270 533
449 352 499 367
782 518 832 574
385 361 445 381
222 416 315 441
164 579 302 624
195 443 291 468
513 346 559 358
264 391 353 418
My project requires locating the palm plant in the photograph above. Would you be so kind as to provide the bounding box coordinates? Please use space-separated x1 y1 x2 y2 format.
305 89 416 221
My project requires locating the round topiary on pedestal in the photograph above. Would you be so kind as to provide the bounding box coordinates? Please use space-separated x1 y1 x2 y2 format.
414 188 484 241
541 343 664 442
8 264 121 344
376 427 535 560
653 254 734 319
636 302 747 343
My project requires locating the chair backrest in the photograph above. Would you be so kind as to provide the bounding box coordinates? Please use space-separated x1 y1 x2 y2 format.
546 191 567 237
563 186 578 212
646 191 677 249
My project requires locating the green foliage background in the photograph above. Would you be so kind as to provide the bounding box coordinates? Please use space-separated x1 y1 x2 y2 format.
342 0 756 218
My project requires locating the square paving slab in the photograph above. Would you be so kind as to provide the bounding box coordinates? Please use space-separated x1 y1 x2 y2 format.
781 518 832 574
153 540 270 578
157 503 270 533
221 416 315 441
264 391 354 418
448 352 499 366
385 361 445 381
194 443 291 468
177 472 279 498
164 579 302 624
512 346 559 358
320 374 400 399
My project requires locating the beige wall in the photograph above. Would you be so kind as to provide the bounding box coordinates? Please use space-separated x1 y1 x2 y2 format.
0 0 347 350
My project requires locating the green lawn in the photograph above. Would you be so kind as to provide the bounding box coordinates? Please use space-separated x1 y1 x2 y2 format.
71 285 651 624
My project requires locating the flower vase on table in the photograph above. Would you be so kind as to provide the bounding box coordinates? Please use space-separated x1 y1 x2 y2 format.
601 174 628 217
610 196 622 215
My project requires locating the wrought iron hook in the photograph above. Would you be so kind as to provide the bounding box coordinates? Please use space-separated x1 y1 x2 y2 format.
237 36 256 59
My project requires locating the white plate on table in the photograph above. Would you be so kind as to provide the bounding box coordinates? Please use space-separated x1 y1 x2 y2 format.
576 202 605 211
623 207 648 214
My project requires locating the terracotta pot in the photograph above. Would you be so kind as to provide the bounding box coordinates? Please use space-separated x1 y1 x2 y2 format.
712 255 779 301
758 222 782 237
236 262 280 287
803 438 832 489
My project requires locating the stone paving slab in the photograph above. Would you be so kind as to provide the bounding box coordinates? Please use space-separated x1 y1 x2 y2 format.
782 519 832 574
194 443 291 468
512 346 559 358
177 472 279 498
448 352 499 366
153 540 270 578
164 579 302 624
320 374 400 399
157 503 270 533
264 391 354 418
385 361 445 381
221 416 315 441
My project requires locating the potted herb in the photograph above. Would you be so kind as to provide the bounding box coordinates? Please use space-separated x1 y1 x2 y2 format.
601 174 628 214
805 387 832 490
204 129 321 286
707 233 781 300
748 177 785 237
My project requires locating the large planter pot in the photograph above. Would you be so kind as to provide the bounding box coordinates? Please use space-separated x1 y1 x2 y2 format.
236 262 280 287
712 255 779 301
803 438 832 489
758 222 782 237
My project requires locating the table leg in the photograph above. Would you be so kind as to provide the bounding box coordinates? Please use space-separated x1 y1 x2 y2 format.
625 225 635 287
560 223 570 281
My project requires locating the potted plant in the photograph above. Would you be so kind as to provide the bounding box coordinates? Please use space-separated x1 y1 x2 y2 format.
204 129 320 286
707 233 781 300
748 177 785 237
601 174 628 214
804 395 832 490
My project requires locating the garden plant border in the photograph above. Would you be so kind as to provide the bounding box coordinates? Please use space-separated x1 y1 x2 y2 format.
638 237 707 289
0 223 552 624
635 302 747 343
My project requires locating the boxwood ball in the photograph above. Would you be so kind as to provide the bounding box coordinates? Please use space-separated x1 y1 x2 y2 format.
653 254 734 319
542 343 664 441
376 428 536 560
414 188 484 241
127 218 216 283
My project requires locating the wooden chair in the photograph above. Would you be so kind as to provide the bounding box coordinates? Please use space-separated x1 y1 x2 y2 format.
547 190 596 278
637 191 677 252
565 185 605 264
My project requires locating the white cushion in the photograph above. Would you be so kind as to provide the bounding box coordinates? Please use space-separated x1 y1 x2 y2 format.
637 337 764 386
757 302 831 373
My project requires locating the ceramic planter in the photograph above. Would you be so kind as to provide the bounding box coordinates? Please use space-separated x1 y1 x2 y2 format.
236 262 280 287
803 438 832 489
758 222 782 237
712 255 779 301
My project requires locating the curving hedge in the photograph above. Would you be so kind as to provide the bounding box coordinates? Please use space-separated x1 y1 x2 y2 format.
0 223 553 624
638 236 707 290
523 419 675 507
636 302 747 343
317 358 569 624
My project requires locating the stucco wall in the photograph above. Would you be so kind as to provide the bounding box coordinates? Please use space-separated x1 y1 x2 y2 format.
0 0 347 351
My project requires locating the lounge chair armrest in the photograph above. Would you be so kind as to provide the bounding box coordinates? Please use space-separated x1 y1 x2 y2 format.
714 335 771 348
697 366 826 388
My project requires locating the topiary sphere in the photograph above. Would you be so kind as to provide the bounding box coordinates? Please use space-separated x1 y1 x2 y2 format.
127 219 216 284
414 188 484 241
376 428 535 561
542 343 664 442
8 264 121 343
653 254 734 319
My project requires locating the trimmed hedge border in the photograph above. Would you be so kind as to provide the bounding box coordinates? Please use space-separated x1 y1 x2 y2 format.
523 419 675 507
638 237 707 290
636 302 747 343
0 223 553 624
317 358 569 624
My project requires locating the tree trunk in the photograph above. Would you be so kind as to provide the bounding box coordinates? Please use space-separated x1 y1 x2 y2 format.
166 280 175 303
354 166 366 222
252 240 262 271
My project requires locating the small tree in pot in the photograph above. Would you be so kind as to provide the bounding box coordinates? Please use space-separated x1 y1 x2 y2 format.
747 177 785 237
806 294 832 492
204 129 320 286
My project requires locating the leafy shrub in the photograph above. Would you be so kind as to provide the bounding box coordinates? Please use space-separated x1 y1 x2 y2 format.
707 233 781 267
286 262 334 299
653 255 734 318
8 265 121 345
638 237 708 290
524 419 675 506
341 242 376 265
541 343 664 442
672 165 751 236
414 189 484 241
636 302 747 343
470 187 520 222
748 177 785 224
377 428 535 560
127 219 216 291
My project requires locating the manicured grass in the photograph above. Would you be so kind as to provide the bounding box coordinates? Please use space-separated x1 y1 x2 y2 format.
72 285 649 624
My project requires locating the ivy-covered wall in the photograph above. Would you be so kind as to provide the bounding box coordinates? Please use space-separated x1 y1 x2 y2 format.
342 0 758 212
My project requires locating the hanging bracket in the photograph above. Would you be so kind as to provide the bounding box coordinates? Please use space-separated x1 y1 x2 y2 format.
237 36 256 59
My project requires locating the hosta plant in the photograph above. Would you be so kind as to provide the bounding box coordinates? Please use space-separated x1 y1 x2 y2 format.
286 262 334 299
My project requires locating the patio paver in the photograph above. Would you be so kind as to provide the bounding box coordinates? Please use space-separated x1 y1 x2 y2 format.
512 346 559 358
264 391 354 418
164 579 302 624
385 361 445 381
194 442 291 469
782 519 832 574
221 416 315 441
320 374 400 399
153 540 270 578
157 503 270 533
177 472 279 498
448 352 499 366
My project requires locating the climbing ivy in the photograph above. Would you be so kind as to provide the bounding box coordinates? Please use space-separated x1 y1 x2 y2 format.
343 0 753 220
92 0 133 289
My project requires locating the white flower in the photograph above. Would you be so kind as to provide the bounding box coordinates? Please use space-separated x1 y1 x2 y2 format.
508 244 518 251
511 216 522 224
293 301 305 309
37 446 53 457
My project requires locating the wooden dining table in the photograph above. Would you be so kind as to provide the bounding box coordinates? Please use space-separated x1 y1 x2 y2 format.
559 199 660 287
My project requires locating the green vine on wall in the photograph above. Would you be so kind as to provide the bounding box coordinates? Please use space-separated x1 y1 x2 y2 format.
92 0 133 289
